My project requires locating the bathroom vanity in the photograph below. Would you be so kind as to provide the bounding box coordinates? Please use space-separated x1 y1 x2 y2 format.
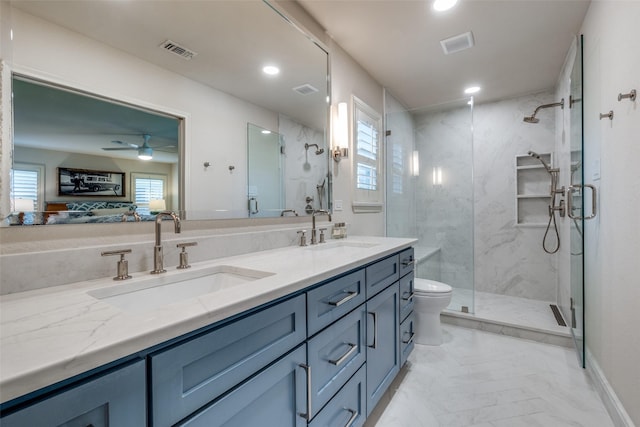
0 237 415 426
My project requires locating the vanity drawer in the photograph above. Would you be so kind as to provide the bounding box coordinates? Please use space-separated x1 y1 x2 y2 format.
307 269 366 336
150 294 306 427
178 344 307 427
307 305 366 418
0 360 146 427
365 255 399 297
399 247 415 278
309 364 366 427
399 273 415 322
400 311 416 367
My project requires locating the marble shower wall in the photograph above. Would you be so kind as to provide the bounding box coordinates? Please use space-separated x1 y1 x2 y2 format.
413 101 474 290
473 91 558 301
385 93 416 239
279 114 327 216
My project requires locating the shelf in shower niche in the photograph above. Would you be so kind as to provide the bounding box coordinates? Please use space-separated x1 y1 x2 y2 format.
516 164 548 170
516 194 550 199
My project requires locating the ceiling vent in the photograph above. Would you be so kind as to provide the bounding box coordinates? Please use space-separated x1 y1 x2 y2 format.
440 31 475 55
160 40 198 60
293 83 319 95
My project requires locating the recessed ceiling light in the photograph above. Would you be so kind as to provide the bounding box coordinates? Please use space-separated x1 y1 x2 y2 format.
433 0 458 12
261 130 272 134
262 65 280 76
464 86 481 94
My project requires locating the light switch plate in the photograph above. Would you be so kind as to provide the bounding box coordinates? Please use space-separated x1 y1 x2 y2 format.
334 200 343 211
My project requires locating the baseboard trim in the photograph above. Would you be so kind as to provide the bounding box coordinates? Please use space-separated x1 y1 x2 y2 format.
585 349 636 427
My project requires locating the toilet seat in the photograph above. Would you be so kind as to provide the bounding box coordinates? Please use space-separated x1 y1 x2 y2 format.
414 278 452 296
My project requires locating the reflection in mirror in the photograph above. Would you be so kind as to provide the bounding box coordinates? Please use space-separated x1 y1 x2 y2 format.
247 124 283 218
3 0 330 225
9 76 181 226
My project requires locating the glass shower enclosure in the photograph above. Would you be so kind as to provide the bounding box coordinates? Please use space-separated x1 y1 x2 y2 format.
386 94 475 313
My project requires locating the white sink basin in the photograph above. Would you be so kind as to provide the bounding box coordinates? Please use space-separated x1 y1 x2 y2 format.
305 240 379 251
88 265 273 312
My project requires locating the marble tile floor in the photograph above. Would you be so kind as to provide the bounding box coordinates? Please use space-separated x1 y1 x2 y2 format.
446 289 571 337
365 324 613 427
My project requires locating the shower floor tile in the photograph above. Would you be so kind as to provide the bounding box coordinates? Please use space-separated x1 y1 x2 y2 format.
365 324 613 427
447 289 570 336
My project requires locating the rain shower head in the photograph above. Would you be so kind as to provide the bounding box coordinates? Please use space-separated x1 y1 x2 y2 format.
523 98 564 124
305 143 324 155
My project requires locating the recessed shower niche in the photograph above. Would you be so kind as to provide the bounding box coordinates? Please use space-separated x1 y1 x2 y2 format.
515 153 553 226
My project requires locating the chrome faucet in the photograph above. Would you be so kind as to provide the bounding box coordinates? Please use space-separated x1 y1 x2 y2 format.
311 209 331 244
152 211 181 274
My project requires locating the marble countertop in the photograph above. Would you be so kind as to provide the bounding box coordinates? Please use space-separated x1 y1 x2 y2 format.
0 236 415 404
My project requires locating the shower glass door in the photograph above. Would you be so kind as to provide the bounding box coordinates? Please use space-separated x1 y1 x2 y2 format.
385 93 475 313
568 35 585 366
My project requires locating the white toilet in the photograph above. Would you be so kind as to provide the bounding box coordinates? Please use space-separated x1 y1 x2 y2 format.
414 278 453 345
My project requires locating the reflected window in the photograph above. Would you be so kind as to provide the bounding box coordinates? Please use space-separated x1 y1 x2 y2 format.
132 174 166 215
11 163 44 212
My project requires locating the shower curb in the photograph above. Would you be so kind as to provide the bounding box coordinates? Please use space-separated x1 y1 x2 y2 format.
441 311 573 348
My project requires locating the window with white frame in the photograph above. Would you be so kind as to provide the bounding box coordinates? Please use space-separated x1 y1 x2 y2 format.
352 96 383 212
11 163 45 212
131 173 167 215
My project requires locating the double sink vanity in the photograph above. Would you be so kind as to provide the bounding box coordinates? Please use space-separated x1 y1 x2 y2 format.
0 236 416 426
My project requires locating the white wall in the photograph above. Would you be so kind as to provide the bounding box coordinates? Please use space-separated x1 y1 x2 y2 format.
580 2 640 424
330 41 385 237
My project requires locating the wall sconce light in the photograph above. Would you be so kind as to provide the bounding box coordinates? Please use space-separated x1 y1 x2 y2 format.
411 150 420 176
432 167 443 186
333 102 349 163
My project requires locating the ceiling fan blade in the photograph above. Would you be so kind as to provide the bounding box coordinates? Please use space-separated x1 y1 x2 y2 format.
102 147 137 151
111 140 139 148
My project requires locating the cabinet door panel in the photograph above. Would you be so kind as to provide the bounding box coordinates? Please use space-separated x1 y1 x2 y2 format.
307 305 366 417
309 364 366 427
399 273 415 322
0 360 145 427
151 294 306 427
365 255 399 298
307 269 366 336
178 345 307 427
400 311 416 367
365 283 400 416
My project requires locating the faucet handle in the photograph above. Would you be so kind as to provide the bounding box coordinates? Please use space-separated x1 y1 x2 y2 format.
297 230 308 247
176 242 197 269
318 228 327 244
101 249 132 281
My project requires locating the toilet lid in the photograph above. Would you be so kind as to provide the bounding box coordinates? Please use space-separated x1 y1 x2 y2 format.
414 278 452 294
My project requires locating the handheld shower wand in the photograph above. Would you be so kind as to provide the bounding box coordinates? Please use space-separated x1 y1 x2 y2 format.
528 151 563 254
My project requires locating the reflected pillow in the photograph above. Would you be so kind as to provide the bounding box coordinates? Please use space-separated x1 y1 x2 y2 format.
90 207 130 216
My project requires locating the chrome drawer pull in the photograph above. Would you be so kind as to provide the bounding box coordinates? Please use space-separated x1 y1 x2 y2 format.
327 291 358 307
343 408 358 427
402 331 415 345
298 363 312 421
368 312 378 349
329 343 358 366
401 291 414 301
401 258 415 266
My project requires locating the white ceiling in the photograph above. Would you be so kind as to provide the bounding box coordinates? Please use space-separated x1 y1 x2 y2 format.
298 0 590 109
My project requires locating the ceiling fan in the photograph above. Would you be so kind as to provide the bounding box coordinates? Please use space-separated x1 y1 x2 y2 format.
101 134 176 160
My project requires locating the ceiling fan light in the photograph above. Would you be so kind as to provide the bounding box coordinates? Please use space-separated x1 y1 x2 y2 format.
138 146 153 160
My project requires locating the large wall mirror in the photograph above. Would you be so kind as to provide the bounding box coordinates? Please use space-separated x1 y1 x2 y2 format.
1 0 329 225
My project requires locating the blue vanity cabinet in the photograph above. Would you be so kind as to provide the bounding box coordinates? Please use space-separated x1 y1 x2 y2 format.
177 345 308 427
365 281 400 416
398 247 415 278
309 364 367 427
307 304 366 418
307 269 366 336
365 255 399 298
150 294 306 427
0 360 146 427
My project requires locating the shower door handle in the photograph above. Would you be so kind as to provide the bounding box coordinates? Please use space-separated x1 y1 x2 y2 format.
567 184 597 220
